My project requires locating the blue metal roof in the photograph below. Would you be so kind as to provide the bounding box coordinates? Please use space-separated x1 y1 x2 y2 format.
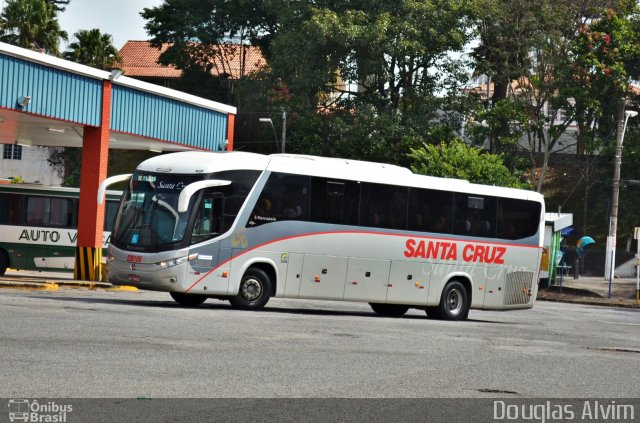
0 42 235 151
0 52 102 126
111 85 228 150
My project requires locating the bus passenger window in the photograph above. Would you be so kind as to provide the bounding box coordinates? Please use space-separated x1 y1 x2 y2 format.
360 183 407 230
497 198 541 239
247 173 310 227
408 188 453 234
453 194 496 238
50 198 73 228
26 197 50 226
309 178 359 225
0 194 21 225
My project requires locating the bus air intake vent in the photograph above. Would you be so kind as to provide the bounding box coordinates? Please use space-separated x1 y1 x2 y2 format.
504 271 534 305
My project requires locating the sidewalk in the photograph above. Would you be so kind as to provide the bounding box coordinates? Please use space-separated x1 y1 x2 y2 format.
537 275 640 308
0 269 137 291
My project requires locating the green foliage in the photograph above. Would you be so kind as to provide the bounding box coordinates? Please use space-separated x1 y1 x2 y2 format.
141 0 475 165
45 0 70 12
10 176 24 184
569 6 640 152
63 29 121 70
47 148 81 187
0 0 67 56
409 139 528 188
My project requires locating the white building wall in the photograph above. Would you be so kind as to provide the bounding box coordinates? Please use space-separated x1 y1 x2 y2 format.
0 145 63 186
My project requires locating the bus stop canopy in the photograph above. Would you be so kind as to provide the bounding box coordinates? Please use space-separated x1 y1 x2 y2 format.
0 42 237 280
0 42 236 152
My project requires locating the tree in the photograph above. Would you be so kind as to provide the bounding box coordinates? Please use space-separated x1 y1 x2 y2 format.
45 0 70 12
141 0 475 165
470 0 637 193
566 5 640 237
0 0 67 56
63 29 121 70
409 139 527 188
47 147 81 187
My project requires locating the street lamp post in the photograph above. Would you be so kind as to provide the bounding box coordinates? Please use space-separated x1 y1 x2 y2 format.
259 110 287 153
604 104 638 280
259 118 278 153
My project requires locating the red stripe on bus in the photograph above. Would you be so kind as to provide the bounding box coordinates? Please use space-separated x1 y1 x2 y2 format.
184 230 541 293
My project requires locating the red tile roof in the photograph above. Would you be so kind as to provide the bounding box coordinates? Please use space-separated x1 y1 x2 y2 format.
118 41 266 79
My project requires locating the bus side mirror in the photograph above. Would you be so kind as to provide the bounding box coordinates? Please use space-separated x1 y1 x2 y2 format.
177 179 232 213
98 174 132 205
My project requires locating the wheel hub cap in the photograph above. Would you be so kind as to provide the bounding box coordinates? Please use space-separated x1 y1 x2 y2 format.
241 278 262 301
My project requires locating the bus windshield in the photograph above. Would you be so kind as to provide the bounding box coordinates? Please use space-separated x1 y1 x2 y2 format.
111 170 261 252
112 173 202 252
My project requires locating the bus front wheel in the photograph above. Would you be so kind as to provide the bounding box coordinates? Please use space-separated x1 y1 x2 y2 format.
429 280 469 321
229 267 272 310
170 292 207 307
369 303 409 317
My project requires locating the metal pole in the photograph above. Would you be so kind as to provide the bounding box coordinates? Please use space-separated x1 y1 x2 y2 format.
604 99 627 280
281 109 287 154
637 237 639 304
609 250 614 299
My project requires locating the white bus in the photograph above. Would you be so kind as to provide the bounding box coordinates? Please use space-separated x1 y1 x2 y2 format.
105 152 544 320
0 184 121 275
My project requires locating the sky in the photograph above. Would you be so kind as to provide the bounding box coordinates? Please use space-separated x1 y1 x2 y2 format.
0 0 163 50
58 0 163 49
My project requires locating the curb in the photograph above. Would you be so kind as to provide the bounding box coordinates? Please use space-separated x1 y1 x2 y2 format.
0 280 137 292
0 281 59 290
56 280 113 289
537 294 640 309
104 285 139 292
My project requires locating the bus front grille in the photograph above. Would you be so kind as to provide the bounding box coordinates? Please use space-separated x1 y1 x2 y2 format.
504 271 534 305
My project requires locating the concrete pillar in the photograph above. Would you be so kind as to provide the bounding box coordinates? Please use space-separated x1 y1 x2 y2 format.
226 114 235 151
74 80 111 281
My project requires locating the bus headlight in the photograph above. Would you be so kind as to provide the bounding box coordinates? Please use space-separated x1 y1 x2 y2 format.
157 253 198 269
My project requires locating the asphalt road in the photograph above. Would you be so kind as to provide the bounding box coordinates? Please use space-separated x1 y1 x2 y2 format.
0 287 639 399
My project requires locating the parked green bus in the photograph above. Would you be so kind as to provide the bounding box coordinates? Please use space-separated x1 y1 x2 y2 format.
0 184 121 275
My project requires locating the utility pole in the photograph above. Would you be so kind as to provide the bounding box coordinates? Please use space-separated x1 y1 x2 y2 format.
604 99 637 280
281 109 287 154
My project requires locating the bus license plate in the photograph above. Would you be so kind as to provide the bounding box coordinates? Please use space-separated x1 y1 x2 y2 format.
127 274 141 283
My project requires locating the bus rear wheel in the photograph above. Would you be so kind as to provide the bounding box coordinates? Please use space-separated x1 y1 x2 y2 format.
0 252 7 276
229 267 272 310
170 292 207 307
429 280 469 321
369 303 409 317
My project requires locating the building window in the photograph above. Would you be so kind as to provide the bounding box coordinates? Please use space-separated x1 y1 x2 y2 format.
3 144 22 160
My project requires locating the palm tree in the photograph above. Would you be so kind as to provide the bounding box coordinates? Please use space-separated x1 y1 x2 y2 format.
63 29 122 70
0 0 67 56
45 0 70 12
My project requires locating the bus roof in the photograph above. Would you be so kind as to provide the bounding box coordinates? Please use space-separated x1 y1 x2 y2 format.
136 151 269 174
135 151 543 203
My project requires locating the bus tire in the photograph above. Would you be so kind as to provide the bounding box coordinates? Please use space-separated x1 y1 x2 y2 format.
229 267 272 310
369 303 409 317
0 251 7 276
170 292 207 307
436 280 470 321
